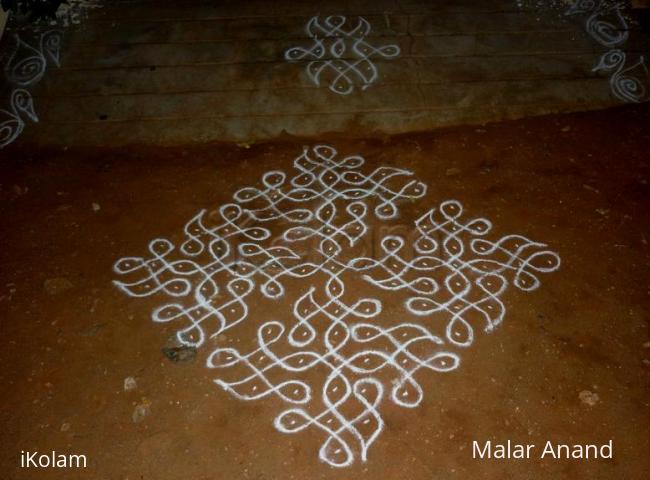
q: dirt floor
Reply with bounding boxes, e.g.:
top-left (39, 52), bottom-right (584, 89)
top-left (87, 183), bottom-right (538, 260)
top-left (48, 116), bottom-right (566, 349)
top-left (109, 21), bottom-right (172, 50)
top-left (1, 104), bottom-right (649, 480)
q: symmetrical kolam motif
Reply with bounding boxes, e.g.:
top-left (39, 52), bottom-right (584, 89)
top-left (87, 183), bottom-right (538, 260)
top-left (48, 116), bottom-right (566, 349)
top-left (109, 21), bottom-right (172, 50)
top-left (285, 16), bottom-right (400, 95)
top-left (113, 145), bottom-right (560, 467)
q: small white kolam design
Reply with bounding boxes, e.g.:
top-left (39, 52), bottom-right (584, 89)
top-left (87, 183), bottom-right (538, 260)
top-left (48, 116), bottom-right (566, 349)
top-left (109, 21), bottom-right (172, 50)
top-left (0, 89), bottom-right (38, 149)
top-left (114, 145), bottom-right (560, 468)
top-left (5, 30), bottom-right (62, 86)
top-left (0, 30), bottom-right (62, 149)
top-left (0, 1), bottom-right (102, 150)
top-left (565, 0), bottom-right (648, 103)
top-left (285, 16), bottom-right (400, 95)
top-left (349, 201), bottom-right (561, 348)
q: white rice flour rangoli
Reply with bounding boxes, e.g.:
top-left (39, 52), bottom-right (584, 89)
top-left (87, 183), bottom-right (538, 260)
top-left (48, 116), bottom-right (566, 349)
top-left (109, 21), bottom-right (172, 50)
top-left (0, 2), bottom-right (101, 149)
top-left (285, 16), bottom-right (400, 95)
top-left (517, 1), bottom-right (648, 102)
top-left (5, 30), bottom-right (62, 86)
top-left (0, 29), bottom-right (62, 148)
top-left (113, 145), bottom-right (560, 468)
top-left (0, 88), bottom-right (38, 148)
top-left (565, 0), bottom-right (648, 103)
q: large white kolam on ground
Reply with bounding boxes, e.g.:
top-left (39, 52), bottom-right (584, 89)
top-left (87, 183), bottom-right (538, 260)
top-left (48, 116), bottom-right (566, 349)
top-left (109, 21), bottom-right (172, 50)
top-left (114, 145), bottom-right (560, 468)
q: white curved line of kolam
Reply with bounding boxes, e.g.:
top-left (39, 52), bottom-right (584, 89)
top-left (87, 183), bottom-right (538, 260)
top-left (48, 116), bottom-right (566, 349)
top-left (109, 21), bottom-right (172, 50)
top-left (0, 89), bottom-right (38, 149)
top-left (593, 3), bottom-right (630, 47)
top-left (233, 145), bottom-right (426, 222)
top-left (113, 145), bottom-right (425, 342)
top-left (310, 16), bottom-right (372, 39)
top-left (564, 1), bottom-right (648, 102)
top-left (282, 199), bottom-right (368, 252)
top-left (205, 247), bottom-right (458, 467)
top-left (153, 277), bottom-right (255, 347)
top-left (284, 16), bottom-right (401, 94)
top-left (5, 30), bottom-right (62, 87)
top-left (0, 30), bottom-right (62, 149)
top-left (113, 145), bottom-right (560, 467)
top-left (348, 200), bottom-right (560, 347)
top-left (593, 50), bottom-right (649, 103)
top-left (207, 274), bottom-right (380, 403)
top-left (208, 272), bottom-right (458, 467)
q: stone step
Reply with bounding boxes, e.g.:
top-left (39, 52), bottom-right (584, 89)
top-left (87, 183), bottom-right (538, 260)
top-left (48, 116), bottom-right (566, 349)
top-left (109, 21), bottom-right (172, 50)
top-left (24, 96), bottom-right (615, 146)
top-left (58, 30), bottom-right (613, 70)
top-left (34, 77), bottom-right (612, 124)
top-left (39, 54), bottom-right (604, 97)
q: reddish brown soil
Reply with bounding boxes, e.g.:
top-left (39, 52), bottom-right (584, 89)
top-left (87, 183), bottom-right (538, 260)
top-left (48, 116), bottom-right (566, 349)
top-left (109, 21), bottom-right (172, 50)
top-left (1, 104), bottom-right (649, 479)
